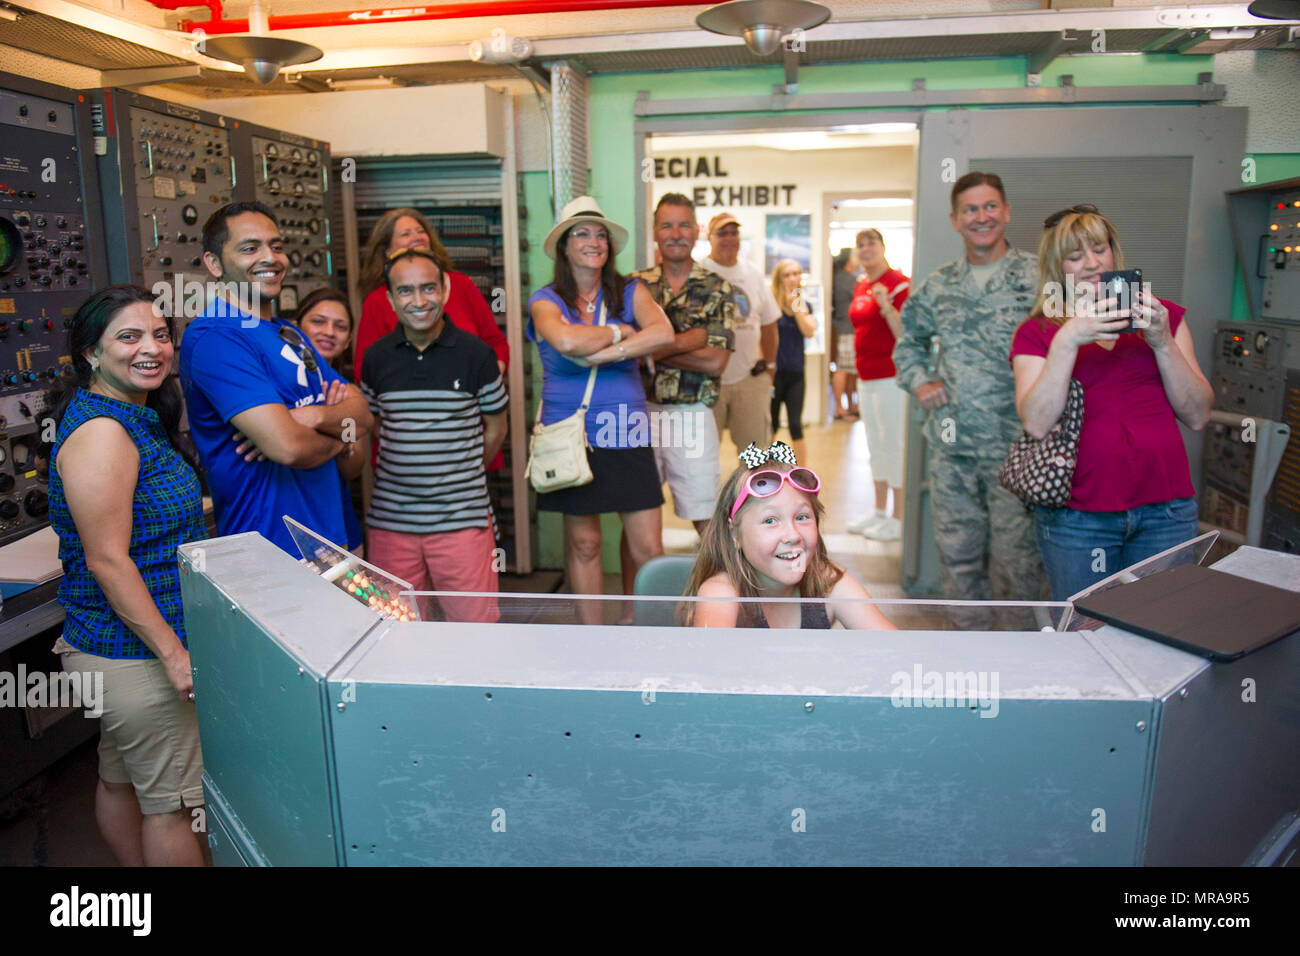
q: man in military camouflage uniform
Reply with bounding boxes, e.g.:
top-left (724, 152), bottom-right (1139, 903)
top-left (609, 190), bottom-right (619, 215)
top-left (630, 193), bottom-right (736, 534)
top-left (893, 171), bottom-right (1046, 627)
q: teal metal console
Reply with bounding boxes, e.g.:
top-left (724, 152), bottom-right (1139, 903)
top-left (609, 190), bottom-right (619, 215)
top-left (178, 534), bottom-right (1300, 866)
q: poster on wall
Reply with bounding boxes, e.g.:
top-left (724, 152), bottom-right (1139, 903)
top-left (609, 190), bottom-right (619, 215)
top-left (765, 214), bottom-right (811, 275)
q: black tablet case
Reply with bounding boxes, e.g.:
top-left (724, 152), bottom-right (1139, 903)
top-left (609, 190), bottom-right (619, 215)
top-left (1073, 564), bottom-right (1300, 661)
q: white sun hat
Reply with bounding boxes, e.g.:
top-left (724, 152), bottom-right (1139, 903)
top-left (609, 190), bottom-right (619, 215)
top-left (543, 195), bottom-right (630, 260)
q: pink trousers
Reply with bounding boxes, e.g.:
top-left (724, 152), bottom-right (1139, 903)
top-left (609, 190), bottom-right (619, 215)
top-left (367, 524), bottom-right (500, 623)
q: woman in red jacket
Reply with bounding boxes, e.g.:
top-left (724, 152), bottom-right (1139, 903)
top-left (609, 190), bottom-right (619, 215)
top-left (846, 228), bottom-right (910, 542)
top-left (354, 208), bottom-right (510, 469)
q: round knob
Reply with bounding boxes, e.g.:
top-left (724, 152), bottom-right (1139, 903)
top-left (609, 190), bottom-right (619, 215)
top-left (0, 500), bottom-right (18, 520)
top-left (23, 490), bottom-right (48, 517)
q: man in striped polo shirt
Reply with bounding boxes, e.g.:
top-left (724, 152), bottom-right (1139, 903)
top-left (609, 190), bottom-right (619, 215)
top-left (359, 248), bottom-right (508, 623)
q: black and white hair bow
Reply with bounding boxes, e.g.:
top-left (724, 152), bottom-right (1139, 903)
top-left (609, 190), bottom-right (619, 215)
top-left (738, 441), bottom-right (799, 470)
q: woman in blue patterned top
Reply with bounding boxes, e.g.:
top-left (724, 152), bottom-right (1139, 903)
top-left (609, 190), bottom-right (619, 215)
top-left (47, 285), bottom-right (208, 866)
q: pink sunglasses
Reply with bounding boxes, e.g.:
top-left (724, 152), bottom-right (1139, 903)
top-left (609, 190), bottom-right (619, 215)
top-left (729, 468), bottom-right (822, 520)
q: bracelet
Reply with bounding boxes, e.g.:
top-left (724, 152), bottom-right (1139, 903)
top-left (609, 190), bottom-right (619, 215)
top-left (617, 344), bottom-right (626, 358)
top-left (610, 324), bottom-right (623, 346)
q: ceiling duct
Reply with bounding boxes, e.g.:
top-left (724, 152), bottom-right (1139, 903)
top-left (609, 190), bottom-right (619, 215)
top-left (551, 61), bottom-right (590, 212)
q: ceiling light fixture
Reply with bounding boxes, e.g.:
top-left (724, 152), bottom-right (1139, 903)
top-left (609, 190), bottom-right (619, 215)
top-left (197, 0), bottom-right (322, 85)
top-left (696, 0), bottom-right (831, 57)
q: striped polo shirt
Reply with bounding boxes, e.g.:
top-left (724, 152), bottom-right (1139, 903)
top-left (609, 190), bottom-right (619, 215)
top-left (359, 321), bottom-right (507, 535)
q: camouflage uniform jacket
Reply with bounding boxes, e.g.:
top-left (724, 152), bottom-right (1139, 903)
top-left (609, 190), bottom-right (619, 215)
top-left (631, 262), bottom-right (736, 408)
top-left (892, 247), bottom-right (1039, 458)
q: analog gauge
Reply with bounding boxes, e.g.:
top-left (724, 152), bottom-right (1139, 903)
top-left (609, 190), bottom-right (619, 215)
top-left (266, 143), bottom-right (279, 157)
top-left (11, 439), bottom-right (29, 468)
top-left (0, 445), bottom-right (7, 465)
top-left (308, 251), bottom-right (323, 268)
top-left (181, 204), bottom-right (199, 225)
top-left (267, 178), bottom-right (281, 195)
top-left (289, 250), bottom-right (303, 267)
top-left (291, 148), bottom-right (302, 162)
top-left (307, 218), bottom-right (321, 234)
top-left (293, 181), bottom-right (305, 196)
top-left (0, 217), bottom-right (21, 275)
top-left (1255, 332), bottom-right (1270, 352)
top-left (307, 151), bottom-right (319, 166)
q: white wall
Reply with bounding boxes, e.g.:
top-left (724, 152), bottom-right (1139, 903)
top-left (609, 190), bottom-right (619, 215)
top-left (190, 84), bottom-right (509, 158)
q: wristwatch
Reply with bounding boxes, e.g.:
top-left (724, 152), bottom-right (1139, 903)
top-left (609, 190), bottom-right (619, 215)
top-left (750, 359), bottom-right (768, 376)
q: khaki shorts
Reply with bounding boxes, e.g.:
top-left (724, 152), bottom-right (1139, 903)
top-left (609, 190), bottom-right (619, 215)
top-left (713, 374), bottom-right (772, 454)
top-left (56, 638), bottom-right (205, 815)
top-left (834, 331), bottom-right (857, 371)
top-left (647, 401), bottom-right (721, 522)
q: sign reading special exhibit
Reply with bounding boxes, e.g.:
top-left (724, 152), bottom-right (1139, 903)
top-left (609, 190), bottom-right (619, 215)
top-left (651, 154), bottom-right (798, 209)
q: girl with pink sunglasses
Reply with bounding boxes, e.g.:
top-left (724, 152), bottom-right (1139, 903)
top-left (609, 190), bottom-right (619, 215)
top-left (683, 442), bottom-right (896, 630)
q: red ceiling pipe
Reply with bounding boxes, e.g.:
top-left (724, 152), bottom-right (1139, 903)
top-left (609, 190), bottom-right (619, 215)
top-left (157, 1), bottom-right (712, 36)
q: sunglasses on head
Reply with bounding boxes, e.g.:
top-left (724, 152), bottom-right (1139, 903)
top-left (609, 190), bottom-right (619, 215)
top-left (278, 324), bottom-right (319, 374)
top-left (1043, 204), bottom-right (1100, 229)
top-left (729, 468), bottom-right (822, 520)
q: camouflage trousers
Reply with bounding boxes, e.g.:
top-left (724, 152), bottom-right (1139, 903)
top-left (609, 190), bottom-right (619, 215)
top-left (928, 448), bottom-right (1047, 630)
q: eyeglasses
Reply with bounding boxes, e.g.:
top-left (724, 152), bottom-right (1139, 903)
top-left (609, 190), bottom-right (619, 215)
top-left (730, 468), bottom-right (822, 520)
top-left (278, 323), bottom-right (327, 395)
top-left (1044, 204), bottom-right (1100, 229)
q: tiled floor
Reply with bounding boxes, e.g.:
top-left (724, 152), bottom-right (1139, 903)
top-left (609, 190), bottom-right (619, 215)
top-left (0, 409), bottom-right (904, 866)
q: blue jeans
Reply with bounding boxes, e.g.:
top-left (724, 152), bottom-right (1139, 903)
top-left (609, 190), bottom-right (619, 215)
top-left (1034, 497), bottom-right (1198, 601)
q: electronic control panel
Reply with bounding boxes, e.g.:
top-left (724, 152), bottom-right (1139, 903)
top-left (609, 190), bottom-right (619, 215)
top-left (1211, 321), bottom-right (1299, 421)
top-left (1263, 186), bottom-right (1300, 322)
top-left (233, 124), bottom-right (333, 314)
top-left (0, 72), bottom-right (106, 413)
top-left (0, 388), bottom-right (52, 547)
top-left (91, 89), bottom-right (234, 340)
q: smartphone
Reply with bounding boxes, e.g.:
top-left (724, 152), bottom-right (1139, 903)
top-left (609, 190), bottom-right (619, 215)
top-left (1098, 269), bottom-right (1143, 332)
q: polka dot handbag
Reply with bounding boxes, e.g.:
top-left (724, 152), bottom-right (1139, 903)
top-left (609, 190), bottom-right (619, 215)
top-left (998, 378), bottom-right (1085, 509)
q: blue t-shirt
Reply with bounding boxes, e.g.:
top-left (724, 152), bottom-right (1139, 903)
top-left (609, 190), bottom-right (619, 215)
top-left (526, 280), bottom-right (650, 448)
top-left (179, 298), bottom-right (349, 554)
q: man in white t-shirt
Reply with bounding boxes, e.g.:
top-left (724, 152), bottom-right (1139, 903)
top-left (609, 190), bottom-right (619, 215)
top-left (700, 212), bottom-right (781, 453)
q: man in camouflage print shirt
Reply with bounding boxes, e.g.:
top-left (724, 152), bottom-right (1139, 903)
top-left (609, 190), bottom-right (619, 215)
top-left (893, 171), bottom-right (1046, 627)
top-left (630, 193), bottom-right (735, 535)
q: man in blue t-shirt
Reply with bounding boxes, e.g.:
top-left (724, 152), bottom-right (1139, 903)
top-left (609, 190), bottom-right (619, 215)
top-left (179, 202), bottom-right (373, 554)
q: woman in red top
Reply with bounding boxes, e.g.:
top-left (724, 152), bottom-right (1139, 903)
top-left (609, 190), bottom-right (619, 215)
top-left (354, 207), bottom-right (510, 469)
top-left (1009, 206), bottom-right (1213, 600)
top-left (846, 228), bottom-right (910, 541)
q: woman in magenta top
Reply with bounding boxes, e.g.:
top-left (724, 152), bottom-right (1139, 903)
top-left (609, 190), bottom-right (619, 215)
top-left (1009, 205), bottom-right (1213, 600)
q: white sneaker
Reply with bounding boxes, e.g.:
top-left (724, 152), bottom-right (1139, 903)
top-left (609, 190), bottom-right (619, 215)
top-left (848, 512), bottom-right (886, 536)
top-left (865, 516), bottom-right (902, 541)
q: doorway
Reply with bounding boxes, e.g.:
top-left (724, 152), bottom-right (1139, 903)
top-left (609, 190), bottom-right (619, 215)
top-left (638, 121), bottom-right (919, 587)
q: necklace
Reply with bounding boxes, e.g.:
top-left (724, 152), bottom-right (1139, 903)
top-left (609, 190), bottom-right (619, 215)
top-left (576, 289), bottom-right (598, 314)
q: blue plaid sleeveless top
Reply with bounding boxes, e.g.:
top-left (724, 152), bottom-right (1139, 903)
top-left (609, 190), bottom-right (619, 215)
top-left (48, 389), bottom-right (205, 659)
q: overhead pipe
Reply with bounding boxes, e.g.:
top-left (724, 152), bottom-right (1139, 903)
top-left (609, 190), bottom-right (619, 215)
top-left (148, 0), bottom-right (224, 27)
top-left (154, 0), bottom-right (712, 37)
